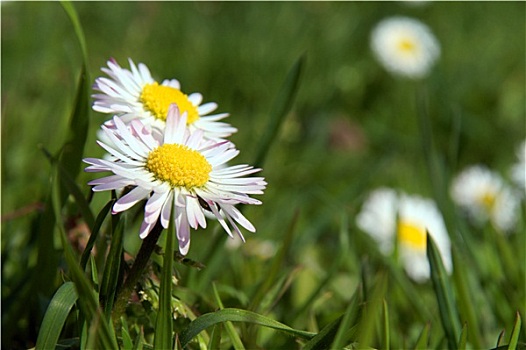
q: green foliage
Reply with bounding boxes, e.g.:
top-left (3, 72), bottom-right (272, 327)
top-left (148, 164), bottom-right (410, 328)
top-left (2, 1), bottom-right (525, 349)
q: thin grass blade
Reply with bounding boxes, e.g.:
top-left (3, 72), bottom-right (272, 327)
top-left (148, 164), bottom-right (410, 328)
top-left (35, 282), bottom-right (79, 350)
top-left (383, 299), bottom-right (390, 350)
top-left (81, 199), bottom-right (115, 270)
top-left (414, 323), bottom-right (430, 349)
top-left (179, 308), bottom-right (315, 347)
top-left (213, 283), bottom-right (245, 350)
top-left (208, 324), bottom-right (223, 350)
top-left (507, 312), bottom-right (522, 350)
top-left (253, 54), bottom-right (305, 168)
top-left (458, 323), bottom-right (468, 350)
top-left (357, 272), bottom-right (388, 349)
top-left (427, 231), bottom-right (461, 349)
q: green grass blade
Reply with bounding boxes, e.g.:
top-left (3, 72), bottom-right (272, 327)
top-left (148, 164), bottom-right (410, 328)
top-left (383, 299), bottom-right (390, 350)
top-left (330, 295), bottom-right (360, 349)
top-left (208, 324), bottom-right (222, 350)
top-left (451, 247), bottom-right (483, 349)
top-left (35, 282), bottom-right (79, 350)
top-left (508, 312), bottom-right (522, 350)
top-left (357, 272), bottom-right (388, 349)
top-left (179, 308), bottom-right (316, 347)
top-left (99, 215), bottom-right (125, 319)
top-left (154, 213), bottom-right (175, 350)
top-left (80, 199), bottom-right (115, 270)
top-left (213, 283), bottom-right (245, 350)
top-left (51, 170), bottom-right (118, 349)
top-left (253, 54), bottom-right (305, 168)
top-left (249, 210), bottom-right (298, 311)
top-left (414, 323), bottom-right (430, 349)
top-left (427, 231), bottom-right (461, 349)
top-left (458, 323), bottom-right (468, 350)
top-left (61, 1), bottom-right (89, 67)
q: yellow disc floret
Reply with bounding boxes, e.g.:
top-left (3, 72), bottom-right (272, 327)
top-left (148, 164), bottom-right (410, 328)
top-left (140, 82), bottom-right (200, 124)
top-left (478, 191), bottom-right (496, 213)
top-left (146, 144), bottom-right (211, 189)
top-left (397, 221), bottom-right (426, 251)
top-left (398, 38), bottom-right (417, 54)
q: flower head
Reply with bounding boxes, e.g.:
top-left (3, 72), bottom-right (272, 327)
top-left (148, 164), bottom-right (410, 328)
top-left (84, 104), bottom-right (266, 255)
top-left (356, 188), bottom-right (452, 282)
top-left (370, 16), bottom-right (440, 79)
top-left (92, 58), bottom-right (237, 141)
top-left (450, 165), bottom-right (519, 233)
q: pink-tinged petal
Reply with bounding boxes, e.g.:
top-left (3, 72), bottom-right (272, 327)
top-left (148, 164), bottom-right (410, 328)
top-left (173, 189), bottom-right (187, 207)
top-left (220, 204), bottom-right (256, 232)
top-left (207, 199), bottom-right (233, 238)
top-left (139, 220), bottom-right (156, 239)
top-left (144, 203), bottom-right (162, 224)
top-left (175, 206), bottom-right (191, 255)
top-left (113, 187), bottom-right (150, 214)
top-left (187, 92), bottom-right (203, 106)
top-left (223, 211), bottom-right (246, 242)
top-left (130, 120), bottom-right (159, 150)
top-left (112, 117), bottom-right (149, 158)
top-left (164, 104), bottom-right (187, 145)
top-left (145, 191), bottom-right (170, 215)
top-left (185, 129), bottom-right (205, 150)
top-left (185, 195), bottom-right (207, 229)
top-left (160, 191), bottom-right (174, 228)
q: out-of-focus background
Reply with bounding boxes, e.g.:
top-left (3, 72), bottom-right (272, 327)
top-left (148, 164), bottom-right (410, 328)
top-left (2, 2), bottom-right (524, 349)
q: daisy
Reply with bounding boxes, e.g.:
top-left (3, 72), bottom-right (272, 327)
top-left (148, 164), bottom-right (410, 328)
top-left (92, 58), bottom-right (237, 141)
top-left (370, 16), bottom-right (440, 79)
top-left (510, 140), bottom-right (526, 194)
top-left (84, 104), bottom-right (266, 255)
top-left (450, 165), bottom-right (520, 233)
top-left (356, 188), bottom-right (452, 282)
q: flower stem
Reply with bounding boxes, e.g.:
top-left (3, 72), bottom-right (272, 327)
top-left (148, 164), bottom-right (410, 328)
top-left (112, 221), bottom-right (164, 324)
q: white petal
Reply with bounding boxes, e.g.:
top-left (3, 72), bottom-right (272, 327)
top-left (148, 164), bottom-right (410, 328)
top-left (113, 187), bottom-right (150, 213)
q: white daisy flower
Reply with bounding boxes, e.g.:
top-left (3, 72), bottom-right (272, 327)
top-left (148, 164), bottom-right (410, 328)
top-left (370, 16), bottom-right (440, 79)
top-left (510, 140), bottom-right (526, 194)
top-left (92, 58), bottom-right (237, 141)
top-left (450, 165), bottom-right (520, 233)
top-left (84, 104), bottom-right (266, 255)
top-left (356, 188), bottom-right (452, 282)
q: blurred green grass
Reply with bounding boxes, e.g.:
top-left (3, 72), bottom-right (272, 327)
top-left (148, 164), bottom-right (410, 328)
top-left (1, 2), bottom-right (525, 349)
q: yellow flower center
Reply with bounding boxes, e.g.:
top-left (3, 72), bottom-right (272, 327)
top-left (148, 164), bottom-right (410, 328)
top-left (397, 38), bottom-right (417, 54)
top-left (478, 191), bottom-right (496, 213)
top-left (397, 221), bottom-right (426, 251)
top-left (140, 82), bottom-right (200, 124)
top-left (146, 144), bottom-right (211, 189)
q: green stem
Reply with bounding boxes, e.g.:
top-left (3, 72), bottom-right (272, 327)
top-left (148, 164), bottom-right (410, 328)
top-left (112, 221), bottom-right (164, 324)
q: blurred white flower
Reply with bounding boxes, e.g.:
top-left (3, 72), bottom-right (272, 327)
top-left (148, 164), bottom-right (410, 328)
top-left (510, 140), bottom-right (526, 194)
top-left (370, 16), bottom-right (440, 79)
top-left (356, 188), bottom-right (452, 282)
top-left (93, 58), bottom-right (237, 141)
top-left (450, 165), bottom-right (520, 233)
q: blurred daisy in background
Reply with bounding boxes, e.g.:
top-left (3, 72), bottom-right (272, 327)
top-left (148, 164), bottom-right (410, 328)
top-left (356, 188), bottom-right (452, 282)
top-left (370, 16), bottom-right (440, 79)
top-left (84, 104), bottom-right (266, 255)
top-left (92, 58), bottom-right (237, 141)
top-left (450, 165), bottom-right (520, 233)
top-left (510, 140), bottom-right (526, 194)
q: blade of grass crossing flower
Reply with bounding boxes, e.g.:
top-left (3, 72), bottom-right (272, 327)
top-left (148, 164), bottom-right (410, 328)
top-left (99, 215), bottom-right (125, 320)
top-left (508, 312), bottom-right (522, 350)
top-left (154, 210), bottom-right (175, 350)
top-left (253, 54), bottom-right (305, 168)
top-left (179, 308), bottom-right (316, 347)
top-left (457, 323), bottom-right (468, 350)
top-left (413, 323), bottom-right (430, 350)
top-left (213, 283), bottom-right (245, 350)
top-left (451, 247), bottom-right (483, 349)
top-left (51, 169), bottom-right (118, 349)
top-left (81, 199), bottom-right (115, 270)
top-left (426, 231), bottom-right (461, 349)
top-left (35, 282), bottom-right (78, 350)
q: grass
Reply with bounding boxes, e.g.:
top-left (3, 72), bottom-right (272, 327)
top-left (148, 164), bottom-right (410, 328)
top-left (1, 2), bottom-right (525, 349)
